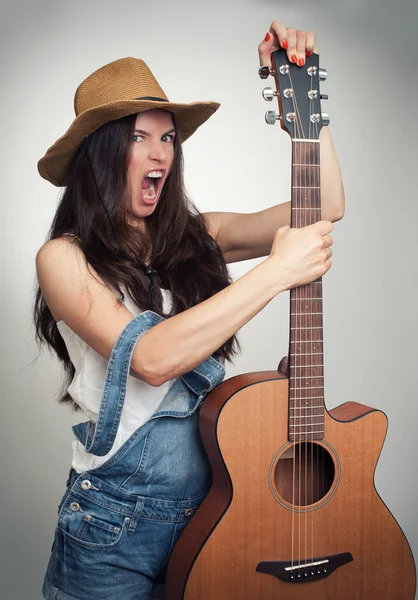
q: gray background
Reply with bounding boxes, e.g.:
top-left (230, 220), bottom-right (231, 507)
top-left (1, 0), bottom-right (417, 598)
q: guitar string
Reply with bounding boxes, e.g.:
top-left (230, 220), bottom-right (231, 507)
top-left (308, 83), bottom-right (320, 569)
top-left (285, 65), bottom-right (299, 573)
top-left (309, 70), bottom-right (315, 570)
top-left (288, 62), bottom-right (321, 574)
top-left (309, 86), bottom-right (324, 562)
top-left (286, 65), bottom-right (297, 573)
top-left (300, 69), bottom-right (321, 572)
top-left (311, 83), bottom-right (318, 569)
top-left (307, 105), bottom-right (311, 569)
top-left (287, 65), bottom-right (305, 572)
top-left (287, 67), bottom-right (300, 572)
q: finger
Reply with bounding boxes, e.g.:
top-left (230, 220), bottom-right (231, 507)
top-left (258, 31), bottom-right (281, 68)
top-left (305, 31), bottom-right (316, 55)
top-left (323, 234), bottom-right (334, 247)
top-left (295, 30), bottom-right (307, 66)
top-left (286, 28), bottom-right (297, 64)
top-left (269, 19), bottom-right (289, 49)
top-left (312, 220), bottom-right (334, 234)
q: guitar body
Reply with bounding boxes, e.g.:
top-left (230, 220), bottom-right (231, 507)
top-left (166, 371), bottom-right (416, 599)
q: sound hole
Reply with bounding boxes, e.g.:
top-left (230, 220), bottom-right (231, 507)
top-left (274, 443), bottom-right (335, 507)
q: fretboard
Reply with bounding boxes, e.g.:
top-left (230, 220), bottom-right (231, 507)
top-left (288, 140), bottom-right (324, 442)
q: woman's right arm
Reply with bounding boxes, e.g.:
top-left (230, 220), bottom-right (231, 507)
top-left (36, 220), bottom-right (333, 387)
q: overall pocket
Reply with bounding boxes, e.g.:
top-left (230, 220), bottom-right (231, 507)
top-left (57, 484), bottom-right (131, 551)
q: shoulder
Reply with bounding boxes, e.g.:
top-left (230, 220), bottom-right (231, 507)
top-left (202, 212), bottom-right (221, 243)
top-left (35, 235), bottom-right (110, 323)
top-left (36, 234), bottom-right (102, 279)
top-left (35, 236), bottom-right (146, 375)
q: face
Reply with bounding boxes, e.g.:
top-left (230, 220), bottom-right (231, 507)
top-left (127, 109), bottom-right (176, 231)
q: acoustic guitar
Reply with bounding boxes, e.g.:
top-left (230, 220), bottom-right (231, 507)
top-left (165, 48), bottom-right (416, 599)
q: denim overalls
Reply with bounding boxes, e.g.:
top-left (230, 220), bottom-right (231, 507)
top-left (42, 310), bottom-right (226, 600)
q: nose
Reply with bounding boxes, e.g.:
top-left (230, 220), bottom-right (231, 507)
top-left (148, 140), bottom-right (168, 163)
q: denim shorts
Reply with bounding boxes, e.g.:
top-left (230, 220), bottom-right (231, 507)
top-left (42, 410), bottom-right (213, 600)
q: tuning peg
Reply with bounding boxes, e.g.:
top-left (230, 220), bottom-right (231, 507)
top-left (262, 87), bottom-right (277, 101)
top-left (322, 113), bottom-right (330, 126)
top-left (258, 66), bottom-right (274, 79)
top-left (265, 111), bottom-right (280, 125)
top-left (319, 68), bottom-right (328, 81)
top-left (320, 94), bottom-right (329, 100)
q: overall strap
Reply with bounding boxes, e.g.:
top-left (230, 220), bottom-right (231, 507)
top-left (72, 310), bottom-right (225, 456)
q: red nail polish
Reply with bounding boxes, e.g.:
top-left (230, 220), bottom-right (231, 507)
top-left (282, 39), bottom-right (288, 49)
top-left (291, 54), bottom-right (297, 63)
top-left (264, 32), bottom-right (271, 42)
top-left (298, 57), bottom-right (305, 66)
top-left (306, 51), bottom-right (313, 57)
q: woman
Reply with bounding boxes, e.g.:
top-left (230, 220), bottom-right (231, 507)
top-left (34, 19), bottom-right (344, 600)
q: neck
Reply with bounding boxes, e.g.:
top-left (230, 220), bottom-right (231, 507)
top-left (288, 140), bottom-right (324, 442)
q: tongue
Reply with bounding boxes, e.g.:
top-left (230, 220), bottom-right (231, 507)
top-left (142, 176), bottom-right (151, 189)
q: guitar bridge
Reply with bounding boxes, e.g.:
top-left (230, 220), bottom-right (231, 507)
top-left (256, 552), bottom-right (353, 583)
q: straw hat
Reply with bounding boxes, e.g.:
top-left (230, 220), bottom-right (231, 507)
top-left (37, 56), bottom-right (220, 187)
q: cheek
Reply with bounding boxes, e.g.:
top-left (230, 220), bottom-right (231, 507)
top-left (129, 146), bottom-right (147, 169)
top-left (168, 148), bottom-right (175, 169)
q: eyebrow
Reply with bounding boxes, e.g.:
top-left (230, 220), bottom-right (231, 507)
top-left (134, 128), bottom-right (176, 135)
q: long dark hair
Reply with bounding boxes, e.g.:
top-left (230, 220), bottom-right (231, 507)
top-left (33, 110), bottom-right (241, 412)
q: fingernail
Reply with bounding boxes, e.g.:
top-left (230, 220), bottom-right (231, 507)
top-left (264, 32), bottom-right (271, 42)
top-left (298, 57), bottom-right (305, 66)
top-left (291, 54), bottom-right (297, 63)
top-left (306, 51), bottom-right (313, 57)
top-left (282, 39), bottom-right (288, 49)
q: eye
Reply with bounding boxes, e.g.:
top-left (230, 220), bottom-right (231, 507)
top-left (132, 134), bottom-right (144, 143)
top-left (162, 134), bottom-right (175, 143)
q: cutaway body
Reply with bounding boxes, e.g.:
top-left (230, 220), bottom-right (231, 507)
top-left (166, 371), bottom-right (416, 599)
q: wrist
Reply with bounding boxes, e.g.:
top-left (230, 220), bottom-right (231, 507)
top-left (257, 257), bottom-right (291, 297)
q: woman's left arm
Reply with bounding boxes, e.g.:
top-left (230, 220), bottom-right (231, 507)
top-left (204, 20), bottom-right (345, 264)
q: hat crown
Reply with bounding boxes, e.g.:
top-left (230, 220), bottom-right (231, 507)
top-left (74, 57), bottom-right (169, 116)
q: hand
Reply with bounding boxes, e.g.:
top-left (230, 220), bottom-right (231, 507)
top-left (258, 19), bottom-right (318, 69)
top-left (267, 220), bottom-right (333, 292)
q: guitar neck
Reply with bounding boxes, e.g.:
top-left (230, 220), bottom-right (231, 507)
top-left (288, 140), bottom-right (325, 442)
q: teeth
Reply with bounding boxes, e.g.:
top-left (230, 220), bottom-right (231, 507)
top-left (147, 171), bottom-right (163, 178)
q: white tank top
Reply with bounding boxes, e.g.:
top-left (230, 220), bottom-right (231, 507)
top-left (57, 286), bottom-right (176, 473)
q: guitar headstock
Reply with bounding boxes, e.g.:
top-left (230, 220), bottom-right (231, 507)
top-left (259, 48), bottom-right (329, 141)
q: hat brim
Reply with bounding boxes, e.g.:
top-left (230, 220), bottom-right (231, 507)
top-left (37, 99), bottom-right (220, 187)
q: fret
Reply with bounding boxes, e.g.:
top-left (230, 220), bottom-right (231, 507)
top-left (290, 422), bottom-right (325, 427)
top-left (291, 340), bottom-right (323, 344)
top-left (290, 406), bottom-right (324, 410)
top-left (290, 377), bottom-right (323, 381)
top-left (291, 429), bottom-right (324, 435)
top-left (290, 386), bottom-right (324, 390)
top-left (290, 417), bottom-right (324, 420)
top-left (292, 186), bottom-right (320, 189)
top-left (290, 327), bottom-right (322, 330)
top-left (291, 353), bottom-right (323, 356)
top-left (291, 207), bottom-right (321, 210)
top-left (290, 365), bottom-right (324, 369)
top-left (293, 164), bottom-right (320, 167)
top-left (290, 405), bottom-right (323, 409)
top-left (292, 312), bottom-right (323, 315)
top-left (292, 284), bottom-right (322, 289)
top-left (291, 298), bottom-right (322, 301)
top-left (292, 139), bottom-right (320, 143)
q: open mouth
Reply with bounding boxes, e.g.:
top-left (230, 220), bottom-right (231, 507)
top-left (141, 170), bottom-right (165, 203)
